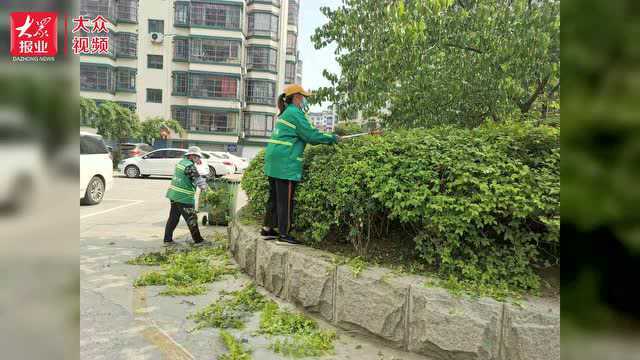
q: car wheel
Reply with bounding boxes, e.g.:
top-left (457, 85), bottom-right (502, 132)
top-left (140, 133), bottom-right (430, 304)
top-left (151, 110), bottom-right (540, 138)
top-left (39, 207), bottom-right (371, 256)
top-left (82, 176), bottom-right (105, 205)
top-left (208, 166), bottom-right (216, 178)
top-left (125, 165), bottom-right (141, 178)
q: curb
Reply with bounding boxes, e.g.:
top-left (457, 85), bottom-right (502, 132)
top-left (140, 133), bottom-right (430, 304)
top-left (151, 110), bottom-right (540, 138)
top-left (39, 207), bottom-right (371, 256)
top-left (228, 220), bottom-right (559, 360)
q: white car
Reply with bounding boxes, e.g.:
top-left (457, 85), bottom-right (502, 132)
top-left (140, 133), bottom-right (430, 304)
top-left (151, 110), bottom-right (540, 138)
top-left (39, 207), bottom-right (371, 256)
top-left (80, 132), bottom-right (113, 205)
top-left (203, 151), bottom-right (235, 176)
top-left (119, 148), bottom-right (231, 178)
top-left (0, 111), bottom-right (44, 212)
top-left (210, 152), bottom-right (248, 173)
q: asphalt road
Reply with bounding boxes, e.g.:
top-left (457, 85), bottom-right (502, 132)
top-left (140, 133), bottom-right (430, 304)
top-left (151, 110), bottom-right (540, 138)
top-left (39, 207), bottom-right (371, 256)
top-left (80, 176), bottom-right (427, 360)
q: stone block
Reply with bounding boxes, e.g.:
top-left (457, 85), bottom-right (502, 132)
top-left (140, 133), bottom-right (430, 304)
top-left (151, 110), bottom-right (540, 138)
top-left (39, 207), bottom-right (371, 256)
top-left (408, 286), bottom-right (502, 360)
top-left (335, 266), bottom-right (408, 346)
top-left (500, 297), bottom-right (560, 360)
top-left (255, 240), bottom-right (289, 298)
top-left (234, 224), bottom-right (257, 277)
top-left (286, 247), bottom-right (335, 321)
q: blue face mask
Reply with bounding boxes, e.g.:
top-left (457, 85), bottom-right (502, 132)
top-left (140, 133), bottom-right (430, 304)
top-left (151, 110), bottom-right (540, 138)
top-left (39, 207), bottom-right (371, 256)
top-left (301, 97), bottom-right (310, 113)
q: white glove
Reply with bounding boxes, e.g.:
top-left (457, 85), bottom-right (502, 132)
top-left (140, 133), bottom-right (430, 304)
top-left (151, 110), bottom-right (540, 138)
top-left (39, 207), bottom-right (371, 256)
top-left (195, 177), bottom-right (208, 191)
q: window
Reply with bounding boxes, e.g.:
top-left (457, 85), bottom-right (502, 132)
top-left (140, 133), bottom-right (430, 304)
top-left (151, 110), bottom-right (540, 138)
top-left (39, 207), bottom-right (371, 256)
top-left (116, 68), bottom-right (136, 91)
top-left (288, 0), bottom-right (298, 26)
top-left (172, 107), bottom-right (238, 133)
top-left (81, 0), bottom-right (113, 20)
top-left (116, 32), bottom-right (137, 57)
top-left (190, 38), bottom-right (240, 64)
top-left (189, 73), bottom-right (238, 99)
top-left (190, 3), bottom-right (241, 29)
top-left (172, 107), bottom-right (190, 128)
top-left (146, 89), bottom-right (162, 103)
top-left (147, 55), bottom-right (163, 69)
top-left (147, 150), bottom-right (168, 158)
top-left (80, 64), bottom-right (114, 92)
top-left (173, 38), bottom-right (189, 61)
top-left (246, 80), bottom-right (275, 105)
top-left (117, 101), bottom-right (137, 112)
top-left (174, 2), bottom-right (189, 25)
top-left (172, 72), bottom-right (188, 95)
top-left (285, 62), bottom-right (296, 84)
top-left (244, 112), bottom-right (275, 137)
top-left (247, 47), bottom-right (277, 72)
top-left (80, 134), bottom-right (109, 154)
top-left (148, 19), bottom-right (164, 33)
top-left (286, 31), bottom-right (296, 55)
top-left (117, 0), bottom-right (137, 22)
top-left (80, 0), bottom-right (116, 20)
top-left (247, 0), bottom-right (280, 5)
top-left (167, 150), bottom-right (186, 158)
top-left (247, 12), bottom-right (278, 39)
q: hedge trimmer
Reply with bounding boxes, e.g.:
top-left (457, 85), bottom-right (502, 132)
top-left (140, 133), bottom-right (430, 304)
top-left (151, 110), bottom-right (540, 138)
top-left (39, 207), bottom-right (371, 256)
top-left (340, 129), bottom-right (384, 140)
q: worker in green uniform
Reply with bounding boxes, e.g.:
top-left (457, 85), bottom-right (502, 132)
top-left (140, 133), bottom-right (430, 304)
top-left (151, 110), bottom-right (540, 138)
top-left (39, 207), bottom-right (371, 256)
top-left (164, 146), bottom-right (209, 245)
top-left (261, 84), bottom-right (339, 245)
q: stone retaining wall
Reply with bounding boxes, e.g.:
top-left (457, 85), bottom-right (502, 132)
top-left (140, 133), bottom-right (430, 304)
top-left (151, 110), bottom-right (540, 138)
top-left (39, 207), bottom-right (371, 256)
top-left (228, 221), bottom-right (559, 360)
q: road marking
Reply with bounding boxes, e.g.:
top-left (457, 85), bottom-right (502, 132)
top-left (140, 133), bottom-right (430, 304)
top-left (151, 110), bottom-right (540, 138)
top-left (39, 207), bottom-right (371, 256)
top-left (134, 285), bottom-right (195, 359)
top-left (80, 200), bottom-right (144, 219)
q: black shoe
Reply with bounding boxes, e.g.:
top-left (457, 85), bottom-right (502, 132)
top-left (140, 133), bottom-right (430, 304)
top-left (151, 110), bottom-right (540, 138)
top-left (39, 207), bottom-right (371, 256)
top-left (190, 239), bottom-right (211, 247)
top-left (277, 235), bottom-right (302, 245)
top-left (260, 228), bottom-right (279, 240)
top-left (163, 240), bottom-right (176, 246)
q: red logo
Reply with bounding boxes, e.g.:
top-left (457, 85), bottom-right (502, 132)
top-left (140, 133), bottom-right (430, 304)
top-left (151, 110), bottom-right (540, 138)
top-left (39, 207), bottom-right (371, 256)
top-left (10, 12), bottom-right (58, 57)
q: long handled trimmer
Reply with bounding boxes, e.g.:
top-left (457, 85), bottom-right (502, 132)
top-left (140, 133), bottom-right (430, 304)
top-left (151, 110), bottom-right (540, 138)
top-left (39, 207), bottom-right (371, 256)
top-left (340, 129), bottom-right (383, 140)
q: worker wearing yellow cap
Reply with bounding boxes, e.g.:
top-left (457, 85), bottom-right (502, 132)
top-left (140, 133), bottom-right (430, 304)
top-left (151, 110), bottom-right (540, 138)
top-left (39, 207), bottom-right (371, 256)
top-left (261, 84), bottom-right (339, 245)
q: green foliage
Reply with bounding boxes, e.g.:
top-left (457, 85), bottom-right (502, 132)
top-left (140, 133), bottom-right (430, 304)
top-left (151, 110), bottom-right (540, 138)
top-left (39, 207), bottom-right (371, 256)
top-left (138, 116), bottom-right (185, 145)
top-left (243, 123), bottom-right (559, 296)
top-left (95, 101), bottom-right (141, 141)
top-left (80, 97), bottom-right (98, 127)
top-left (334, 122), bottom-right (363, 136)
top-left (201, 182), bottom-right (233, 225)
top-left (126, 250), bottom-right (175, 266)
top-left (218, 330), bottom-right (252, 360)
top-left (259, 302), bottom-right (336, 358)
top-left (240, 151), bottom-right (270, 218)
top-left (188, 283), bottom-right (269, 331)
top-left (561, 0), bottom-right (640, 332)
top-left (131, 244), bottom-right (236, 296)
top-left (312, 0), bottom-right (560, 128)
top-left (347, 257), bottom-right (367, 277)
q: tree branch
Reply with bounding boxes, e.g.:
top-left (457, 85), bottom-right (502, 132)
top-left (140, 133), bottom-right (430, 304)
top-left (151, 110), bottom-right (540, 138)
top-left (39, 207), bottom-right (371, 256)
top-left (519, 75), bottom-right (550, 113)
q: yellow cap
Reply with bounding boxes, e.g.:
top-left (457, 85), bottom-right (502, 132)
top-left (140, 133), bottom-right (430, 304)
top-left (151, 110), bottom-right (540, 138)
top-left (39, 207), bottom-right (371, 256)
top-left (282, 84), bottom-right (312, 97)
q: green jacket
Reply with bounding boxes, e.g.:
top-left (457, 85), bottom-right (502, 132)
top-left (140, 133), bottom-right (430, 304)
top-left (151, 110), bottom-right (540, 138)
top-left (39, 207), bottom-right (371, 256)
top-left (264, 104), bottom-right (337, 181)
top-left (166, 158), bottom-right (197, 205)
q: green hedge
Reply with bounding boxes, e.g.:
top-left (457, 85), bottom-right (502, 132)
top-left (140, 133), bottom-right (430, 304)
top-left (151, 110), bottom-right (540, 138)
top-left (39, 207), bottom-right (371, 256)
top-left (242, 123), bottom-right (559, 294)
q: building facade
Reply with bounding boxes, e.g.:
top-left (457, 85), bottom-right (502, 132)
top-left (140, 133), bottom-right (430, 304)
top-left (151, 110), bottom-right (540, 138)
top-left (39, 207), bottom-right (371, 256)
top-left (79, 0), bottom-right (302, 159)
top-left (307, 108), bottom-right (336, 132)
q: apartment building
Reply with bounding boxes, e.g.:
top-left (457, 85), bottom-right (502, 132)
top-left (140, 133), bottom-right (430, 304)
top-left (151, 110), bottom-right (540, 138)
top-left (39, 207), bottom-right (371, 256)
top-left (79, 0), bottom-right (302, 159)
top-left (308, 108), bottom-right (336, 132)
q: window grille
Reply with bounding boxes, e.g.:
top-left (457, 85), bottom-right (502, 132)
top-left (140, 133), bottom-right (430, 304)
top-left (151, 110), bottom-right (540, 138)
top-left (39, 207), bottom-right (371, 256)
top-left (247, 12), bottom-right (279, 39)
top-left (116, 68), bottom-right (136, 91)
top-left (190, 38), bottom-right (240, 63)
top-left (147, 55), bottom-right (163, 69)
top-left (247, 47), bottom-right (277, 72)
top-left (116, 32), bottom-right (137, 57)
top-left (80, 64), bottom-right (114, 92)
top-left (246, 80), bottom-right (275, 105)
top-left (146, 88), bottom-right (162, 103)
top-left (244, 112), bottom-right (274, 137)
top-left (288, 0), bottom-right (298, 26)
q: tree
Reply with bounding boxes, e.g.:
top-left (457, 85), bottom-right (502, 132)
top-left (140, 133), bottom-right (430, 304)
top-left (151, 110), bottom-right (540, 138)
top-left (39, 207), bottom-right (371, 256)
top-left (137, 116), bottom-right (186, 145)
top-left (311, 0), bottom-right (560, 128)
top-left (334, 121), bottom-right (363, 136)
top-left (80, 97), bottom-right (98, 127)
top-left (94, 101), bottom-right (140, 143)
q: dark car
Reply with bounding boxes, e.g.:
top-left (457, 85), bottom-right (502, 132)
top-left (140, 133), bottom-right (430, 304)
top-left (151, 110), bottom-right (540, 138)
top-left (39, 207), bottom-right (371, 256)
top-left (118, 143), bottom-right (154, 159)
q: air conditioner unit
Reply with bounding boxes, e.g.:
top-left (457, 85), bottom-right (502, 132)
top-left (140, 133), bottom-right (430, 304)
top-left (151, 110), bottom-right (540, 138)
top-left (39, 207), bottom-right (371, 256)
top-left (150, 32), bottom-right (164, 44)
